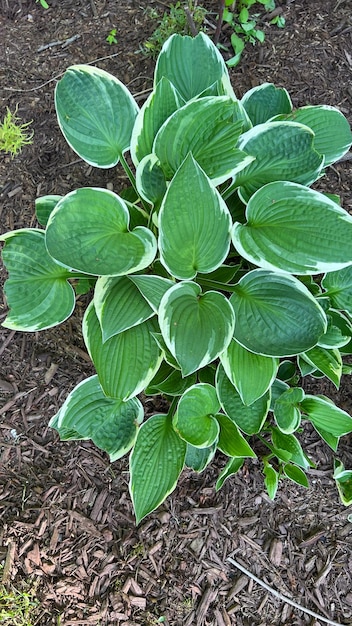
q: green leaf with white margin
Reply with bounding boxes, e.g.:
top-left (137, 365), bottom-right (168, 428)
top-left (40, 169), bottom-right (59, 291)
top-left (135, 154), bottom-right (167, 207)
top-left (302, 346), bottom-right (342, 388)
top-left (0, 229), bottom-right (75, 331)
top-left (216, 413), bottom-right (256, 457)
top-left (185, 442), bottom-right (216, 473)
top-left (232, 182), bottom-right (352, 274)
top-left (146, 366), bottom-right (196, 397)
top-left (271, 105), bottom-right (352, 167)
top-left (318, 309), bottom-right (352, 350)
top-left (301, 395), bottom-right (352, 437)
top-left (55, 64), bottom-right (139, 167)
top-left (159, 281), bottom-right (235, 376)
top-left (154, 31), bottom-right (236, 102)
top-left (83, 302), bottom-right (162, 400)
top-left (173, 384), bottom-right (220, 448)
top-left (271, 428), bottom-right (311, 470)
top-left (94, 276), bottom-right (154, 342)
top-left (283, 464), bottom-right (309, 488)
top-left (129, 274), bottom-right (174, 312)
top-left (230, 122), bottom-right (324, 202)
top-left (220, 338), bottom-right (278, 405)
top-left (263, 461), bottom-right (279, 500)
top-left (130, 413), bottom-right (187, 523)
top-left (46, 187), bottom-right (157, 276)
top-left (216, 457), bottom-right (244, 491)
top-left (216, 364), bottom-right (270, 435)
top-left (35, 195), bottom-right (62, 226)
top-left (130, 76), bottom-right (182, 166)
top-left (230, 269), bottom-right (327, 357)
top-left (322, 266), bottom-right (352, 316)
top-left (334, 459), bottom-right (352, 506)
top-left (49, 375), bottom-right (143, 461)
top-left (240, 82), bottom-right (292, 125)
top-left (274, 387), bottom-right (303, 434)
top-left (154, 97), bottom-right (253, 185)
top-left (159, 154), bottom-right (232, 280)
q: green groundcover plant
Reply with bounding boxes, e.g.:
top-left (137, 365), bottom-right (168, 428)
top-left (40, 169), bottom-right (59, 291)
top-left (2, 33), bottom-right (352, 523)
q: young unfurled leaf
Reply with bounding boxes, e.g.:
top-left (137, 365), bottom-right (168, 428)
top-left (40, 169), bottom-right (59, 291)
top-left (173, 384), bottom-right (220, 448)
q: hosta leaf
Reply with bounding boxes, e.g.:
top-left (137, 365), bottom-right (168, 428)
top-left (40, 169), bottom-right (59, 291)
top-left (0, 229), bottom-right (75, 331)
top-left (173, 384), bottom-right (220, 448)
top-left (135, 154), bottom-right (167, 207)
top-left (130, 76), bottom-right (182, 166)
top-left (272, 105), bottom-right (352, 167)
top-left (263, 462), bottom-right (279, 500)
top-left (94, 276), bottom-right (154, 341)
top-left (49, 375), bottom-right (143, 461)
top-left (159, 154), bottom-right (232, 280)
top-left (145, 361), bottom-right (196, 396)
top-left (154, 97), bottom-right (253, 185)
top-left (302, 346), bottom-right (342, 388)
top-left (231, 121), bottom-right (323, 201)
top-left (185, 442), bottom-right (216, 473)
top-left (230, 270), bottom-right (327, 357)
top-left (334, 460), bottom-right (352, 506)
top-left (221, 338), bottom-right (278, 405)
top-left (55, 64), bottom-right (138, 167)
top-left (283, 464), bottom-right (309, 488)
top-left (271, 429), bottom-right (310, 470)
top-left (301, 395), bottom-right (352, 437)
top-left (129, 274), bottom-right (174, 312)
top-left (216, 457), bottom-right (244, 490)
top-left (159, 281), bottom-right (235, 376)
top-left (46, 187), bottom-right (157, 276)
top-left (130, 413), bottom-right (186, 524)
top-left (274, 387), bottom-right (303, 434)
top-left (322, 266), bottom-right (352, 316)
top-left (216, 413), bottom-right (256, 457)
top-left (241, 82), bottom-right (292, 125)
top-left (216, 364), bottom-right (270, 435)
top-left (318, 309), bottom-right (352, 349)
top-left (35, 195), bottom-right (62, 226)
top-left (232, 182), bottom-right (352, 274)
top-left (83, 302), bottom-right (162, 400)
top-left (154, 31), bottom-right (235, 102)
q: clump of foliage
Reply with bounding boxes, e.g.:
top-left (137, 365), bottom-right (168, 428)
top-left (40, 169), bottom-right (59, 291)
top-left (0, 582), bottom-right (39, 626)
top-left (221, 0), bottom-right (285, 66)
top-left (1, 33), bottom-right (352, 523)
top-left (106, 28), bottom-right (118, 45)
top-left (0, 108), bottom-right (33, 158)
top-left (143, 1), bottom-right (207, 57)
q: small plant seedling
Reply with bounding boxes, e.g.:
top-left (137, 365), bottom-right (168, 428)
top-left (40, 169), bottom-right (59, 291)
top-left (143, 1), bottom-right (207, 57)
top-left (106, 29), bottom-right (118, 45)
top-left (36, 0), bottom-right (49, 8)
top-left (0, 108), bottom-right (33, 158)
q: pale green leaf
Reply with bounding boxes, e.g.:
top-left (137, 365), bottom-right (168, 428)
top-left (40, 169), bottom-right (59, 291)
top-left (301, 395), bottom-right (352, 437)
top-left (159, 154), bottom-right (232, 280)
top-left (46, 187), bottom-right (157, 276)
top-left (221, 338), bottom-right (278, 405)
top-left (302, 346), bottom-right (342, 388)
top-left (216, 457), bottom-right (244, 490)
top-left (322, 266), bottom-right (352, 315)
top-left (135, 154), bottom-right (167, 207)
top-left (230, 269), bottom-right (327, 357)
top-left (0, 229), bottom-right (75, 331)
top-left (263, 462), bottom-right (279, 500)
top-left (130, 413), bottom-right (186, 523)
top-left (274, 387), bottom-right (303, 434)
top-left (334, 460), bottom-right (352, 506)
top-left (283, 464), bottom-right (309, 488)
top-left (241, 82), bottom-right (292, 125)
top-left (55, 64), bottom-right (138, 167)
top-left (129, 274), bottom-right (174, 312)
top-left (173, 384), bottom-right (220, 448)
top-left (159, 281), bottom-right (235, 376)
top-left (271, 429), bottom-right (310, 470)
top-left (232, 182), bottom-right (352, 274)
top-left (50, 375), bottom-right (143, 461)
top-left (216, 413), bottom-right (256, 457)
top-left (83, 302), bottom-right (162, 400)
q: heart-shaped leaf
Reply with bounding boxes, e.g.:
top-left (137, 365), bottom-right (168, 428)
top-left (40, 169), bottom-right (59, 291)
top-left (0, 229), bottom-right (75, 331)
top-left (232, 182), bottom-right (352, 274)
top-left (55, 64), bottom-right (139, 167)
top-left (130, 413), bottom-right (186, 523)
top-left (274, 387), bottom-right (303, 434)
top-left (159, 154), bottom-right (232, 280)
top-left (83, 302), bottom-right (162, 400)
top-left (135, 154), bottom-right (167, 207)
top-left (50, 375), bottom-right (143, 461)
top-left (46, 187), bottom-right (157, 276)
top-left (173, 384), bottom-right (220, 448)
top-left (241, 82), bottom-right (292, 125)
top-left (230, 270), bottom-right (327, 357)
top-left (159, 281), bottom-right (235, 376)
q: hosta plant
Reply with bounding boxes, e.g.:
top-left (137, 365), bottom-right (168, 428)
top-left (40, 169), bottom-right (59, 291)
top-left (2, 33), bottom-right (352, 522)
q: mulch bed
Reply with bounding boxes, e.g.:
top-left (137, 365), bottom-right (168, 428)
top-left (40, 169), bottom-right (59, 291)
top-left (1, 1), bottom-right (352, 624)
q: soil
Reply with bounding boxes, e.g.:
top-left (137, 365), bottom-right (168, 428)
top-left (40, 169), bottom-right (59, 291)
top-left (1, 1), bottom-right (352, 625)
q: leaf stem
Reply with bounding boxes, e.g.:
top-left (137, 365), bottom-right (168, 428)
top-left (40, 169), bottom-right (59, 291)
top-left (197, 277), bottom-right (239, 292)
top-left (120, 152), bottom-right (151, 214)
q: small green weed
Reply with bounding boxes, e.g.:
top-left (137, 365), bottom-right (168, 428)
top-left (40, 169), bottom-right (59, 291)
top-left (36, 0), bottom-right (49, 8)
top-left (0, 108), bottom-right (33, 158)
top-left (106, 29), bottom-right (118, 45)
top-left (143, 1), bottom-right (207, 58)
top-left (0, 583), bottom-right (40, 626)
